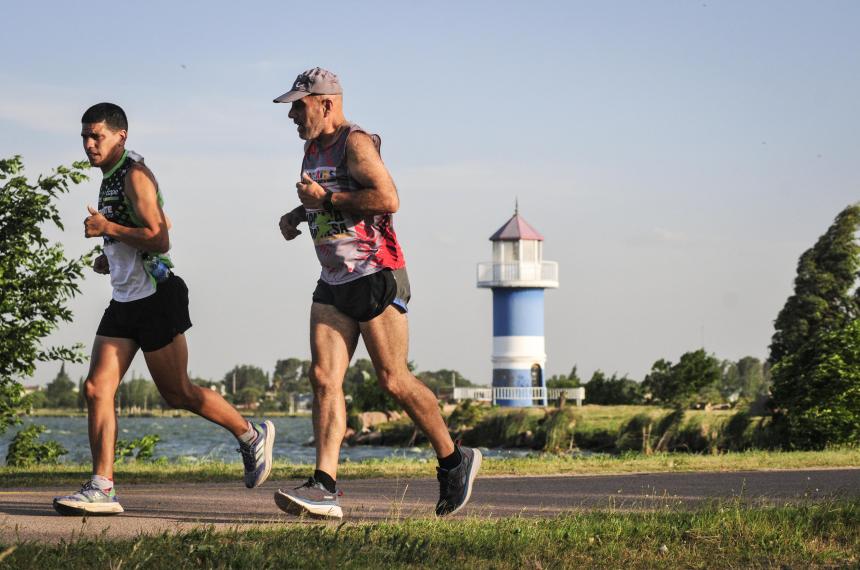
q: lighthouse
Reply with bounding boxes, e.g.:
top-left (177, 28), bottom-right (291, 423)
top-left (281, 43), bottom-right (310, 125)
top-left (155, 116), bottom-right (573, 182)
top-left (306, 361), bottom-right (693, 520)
top-left (476, 206), bottom-right (559, 406)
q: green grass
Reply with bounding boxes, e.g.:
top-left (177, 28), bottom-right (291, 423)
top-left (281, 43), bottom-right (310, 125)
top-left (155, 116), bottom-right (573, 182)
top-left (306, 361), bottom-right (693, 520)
top-left (1, 500), bottom-right (857, 568)
top-left (1, 448), bottom-right (857, 487)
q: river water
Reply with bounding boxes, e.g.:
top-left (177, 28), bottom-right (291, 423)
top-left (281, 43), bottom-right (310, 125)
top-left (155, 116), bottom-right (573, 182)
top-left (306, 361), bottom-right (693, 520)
top-left (0, 416), bottom-right (528, 466)
top-left (0, 416), bottom-right (433, 466)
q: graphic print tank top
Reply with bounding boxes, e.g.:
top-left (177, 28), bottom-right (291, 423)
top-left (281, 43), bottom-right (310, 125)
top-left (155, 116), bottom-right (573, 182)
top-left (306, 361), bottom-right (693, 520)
top-left (302, 123), bottom-right (405, 285)
top-left (97, 150), bottom-right (173, 302)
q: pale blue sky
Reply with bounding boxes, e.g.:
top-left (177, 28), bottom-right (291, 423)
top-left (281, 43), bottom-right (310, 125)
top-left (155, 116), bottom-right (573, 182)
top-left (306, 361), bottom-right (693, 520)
top-left (2, 1), bottom-right (858, 386)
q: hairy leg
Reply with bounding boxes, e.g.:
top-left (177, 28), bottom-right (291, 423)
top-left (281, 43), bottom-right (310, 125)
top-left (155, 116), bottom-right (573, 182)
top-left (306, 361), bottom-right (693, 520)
top-left (144, 334), bottom-right (249, 437)
top-left (86, 336), bottom-right (138, 479)
top-left (309, 303), bottom-right (359, 479)
top-left (361, 306), bottom-right (455, 458)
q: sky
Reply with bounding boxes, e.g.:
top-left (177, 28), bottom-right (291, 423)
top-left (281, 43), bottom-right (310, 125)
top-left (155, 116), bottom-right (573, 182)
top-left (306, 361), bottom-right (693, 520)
top-left (2, 1), bottom-right (859, 387)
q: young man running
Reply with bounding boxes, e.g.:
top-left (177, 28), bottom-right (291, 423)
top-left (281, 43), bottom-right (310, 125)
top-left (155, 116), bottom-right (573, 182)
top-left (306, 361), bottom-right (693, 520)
top-left (53, 103), bottom-right (275, 516)
top-left (272, 68), bottom-right (480, 519)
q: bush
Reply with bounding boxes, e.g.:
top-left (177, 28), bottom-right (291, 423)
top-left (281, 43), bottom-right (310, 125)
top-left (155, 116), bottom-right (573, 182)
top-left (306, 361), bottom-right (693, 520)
top-left (5, 424), bottom-right (68, 466)
top-left (573, 427), bottom-right (616, 451)
top-left (462, 410), bottom-right (540, 448)
top-left (115, 434), bottom-right (161, 462)
top-left (615, 413), bottom-right (655, 453)
top-left (446, 400), bottom-right (487, 431)
top-left (721, 410), bottom-right (752, 451)
top-left (541, 407), bottom-right (578, 452)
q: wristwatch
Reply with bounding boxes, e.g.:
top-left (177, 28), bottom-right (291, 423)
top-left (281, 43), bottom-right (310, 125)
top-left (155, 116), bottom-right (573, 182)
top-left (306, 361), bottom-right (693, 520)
top-left (322, 190), bottom-right (334, 211)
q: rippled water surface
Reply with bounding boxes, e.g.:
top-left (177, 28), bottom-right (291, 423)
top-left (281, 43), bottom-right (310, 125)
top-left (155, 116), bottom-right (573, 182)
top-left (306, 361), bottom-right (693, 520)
top-left (0, 416), bottom-right (530, 466)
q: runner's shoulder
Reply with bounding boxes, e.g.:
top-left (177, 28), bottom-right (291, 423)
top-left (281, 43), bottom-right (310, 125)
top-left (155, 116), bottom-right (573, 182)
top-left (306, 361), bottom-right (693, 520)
top-left (345, 130), bottom-right (381, 159)
top-left (124, 161), bottom-right (158, 191)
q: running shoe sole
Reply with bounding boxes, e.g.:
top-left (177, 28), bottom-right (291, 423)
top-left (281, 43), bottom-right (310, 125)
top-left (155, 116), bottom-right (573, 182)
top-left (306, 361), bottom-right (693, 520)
top-left (251, 420), bottom-right (276, 488)
top-left (443, 448), bottom-right (482, 517)
top-left (274, 489), bottom-right (343, 519)
top-left (53, 499), bottom-right (124, 516)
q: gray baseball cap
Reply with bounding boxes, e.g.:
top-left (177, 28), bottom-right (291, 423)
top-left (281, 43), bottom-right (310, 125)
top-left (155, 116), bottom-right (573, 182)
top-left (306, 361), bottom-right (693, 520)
top-left (273, 67), bottom-right (342, 103)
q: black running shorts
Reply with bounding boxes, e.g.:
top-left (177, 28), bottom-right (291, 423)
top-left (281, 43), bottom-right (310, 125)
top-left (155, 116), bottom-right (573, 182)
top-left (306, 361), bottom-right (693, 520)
top-left (312, 268), bottom-right (411, 322)
top-left (96, 274), bottom-right (192, 352)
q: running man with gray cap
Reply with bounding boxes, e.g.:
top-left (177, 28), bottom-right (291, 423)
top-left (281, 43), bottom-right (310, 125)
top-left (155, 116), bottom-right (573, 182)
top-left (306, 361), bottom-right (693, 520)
top-left (272, 67), bottom-right (481, 519)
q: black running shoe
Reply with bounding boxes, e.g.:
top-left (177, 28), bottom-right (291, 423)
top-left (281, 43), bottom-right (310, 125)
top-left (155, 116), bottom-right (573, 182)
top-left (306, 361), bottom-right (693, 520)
top-left (435, 446), bottom-right (482, 516)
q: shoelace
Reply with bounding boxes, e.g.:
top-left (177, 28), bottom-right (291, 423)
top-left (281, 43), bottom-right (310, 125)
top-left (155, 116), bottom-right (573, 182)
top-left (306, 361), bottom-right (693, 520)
top-left (436, 469), bottom-right (455, 500)
top-left (296, 477), bottom-right (316, 490)
top-left (237, 441), bottom-right (257, 471)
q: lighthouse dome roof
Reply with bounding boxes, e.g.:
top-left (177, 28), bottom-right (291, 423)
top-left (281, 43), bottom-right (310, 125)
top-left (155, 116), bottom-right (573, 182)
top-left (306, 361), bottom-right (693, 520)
top-left (489, 212), bottom-right (544, 241)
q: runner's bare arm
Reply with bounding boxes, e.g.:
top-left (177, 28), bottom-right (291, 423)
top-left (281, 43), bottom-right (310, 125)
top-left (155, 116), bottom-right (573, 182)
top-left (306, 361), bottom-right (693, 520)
top-left (295, 132), bottom-right (398, 215)
top-left (83, 164), bottom-right (170, 253)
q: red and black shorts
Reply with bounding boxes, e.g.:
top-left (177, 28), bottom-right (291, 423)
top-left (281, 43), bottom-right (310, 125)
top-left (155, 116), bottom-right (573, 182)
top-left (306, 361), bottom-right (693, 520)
top-left (96, 274), bottom-right (192, 352)
top-left (312, 268), bottom-right (411, 322)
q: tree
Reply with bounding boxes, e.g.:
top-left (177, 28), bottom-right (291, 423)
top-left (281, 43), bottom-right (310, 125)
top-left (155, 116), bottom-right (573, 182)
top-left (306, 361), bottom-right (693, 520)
top-left (223, 365), bottom-right (269, 397)
top-left (768, 204), bottom-right (860, 447)
top-left (769, 204), bottom-right (860, 364)
top-left (117, 373), bottom-right (160, 409)
top-left (584, 370), bottom-right (642, 405)
top-left (44, 363), bottom-right (77, 408)
top-left (546, 366), bottom-right (582, 389)
top-left (643, 350), bottom-right (721, 407)
top-left (770, 320), bottom-right (860, 449)
top-left (0, 156), bottom-right (92, 433)
top-left (76, 377), bottom-right (86, 411)
top-left (736, 356), bottom-right (769, 399)
top-left (416, 369), bottom-right (475, 395)
top-left (237, 386), bottom-right (263, 407)
top-left (272, 358), bottom-right (311, 394)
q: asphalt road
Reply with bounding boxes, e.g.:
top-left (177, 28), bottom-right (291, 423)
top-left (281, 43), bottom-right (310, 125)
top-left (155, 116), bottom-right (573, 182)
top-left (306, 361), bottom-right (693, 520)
top-left (1, 468), bottom-right (858, 542)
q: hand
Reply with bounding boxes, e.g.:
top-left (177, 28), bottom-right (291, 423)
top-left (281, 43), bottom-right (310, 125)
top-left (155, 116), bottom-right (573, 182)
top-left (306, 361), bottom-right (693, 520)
top-left (296, 172), bottom-right (326, 209)
top-left (84, 205), bottom-right (109, 238)
top-left (279, 210), bottom-right (304, 241)
top-left (93, 253), bottom-right (110, 274)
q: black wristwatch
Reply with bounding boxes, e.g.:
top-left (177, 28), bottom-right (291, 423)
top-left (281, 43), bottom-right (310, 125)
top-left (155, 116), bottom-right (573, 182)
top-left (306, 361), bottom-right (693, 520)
top-left (322, 190), bottom-right (334, 211)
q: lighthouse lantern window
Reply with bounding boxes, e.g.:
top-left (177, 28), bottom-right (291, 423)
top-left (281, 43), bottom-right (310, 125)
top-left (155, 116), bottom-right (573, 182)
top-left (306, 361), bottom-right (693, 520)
top-left (521, 240), bottom-right (540, 263)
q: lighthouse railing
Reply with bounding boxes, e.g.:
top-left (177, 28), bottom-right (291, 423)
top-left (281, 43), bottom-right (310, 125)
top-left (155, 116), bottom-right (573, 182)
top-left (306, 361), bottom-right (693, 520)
top-left (452, 386), bottom-right (584, 406)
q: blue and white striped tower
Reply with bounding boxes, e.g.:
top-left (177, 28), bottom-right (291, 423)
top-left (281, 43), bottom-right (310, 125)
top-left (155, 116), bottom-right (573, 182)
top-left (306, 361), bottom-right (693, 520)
top-left (476, 207), bottom-right (559, 406)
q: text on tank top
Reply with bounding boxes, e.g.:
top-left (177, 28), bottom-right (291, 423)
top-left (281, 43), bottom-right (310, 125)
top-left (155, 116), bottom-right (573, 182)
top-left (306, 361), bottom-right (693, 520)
top-left (302, 123), bottom-right (405, 285)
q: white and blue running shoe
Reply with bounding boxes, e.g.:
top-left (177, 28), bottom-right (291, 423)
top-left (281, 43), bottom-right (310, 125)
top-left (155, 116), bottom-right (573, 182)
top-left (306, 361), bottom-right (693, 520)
top-left (53, 480), bottom-right (124, 515)
top-left (238, 420), bottom-right (275, 488)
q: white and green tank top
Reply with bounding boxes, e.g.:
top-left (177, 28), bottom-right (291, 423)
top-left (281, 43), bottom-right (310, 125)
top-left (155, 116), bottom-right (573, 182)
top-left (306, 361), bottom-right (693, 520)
top-left (96, 150), bottom-right (173, 302)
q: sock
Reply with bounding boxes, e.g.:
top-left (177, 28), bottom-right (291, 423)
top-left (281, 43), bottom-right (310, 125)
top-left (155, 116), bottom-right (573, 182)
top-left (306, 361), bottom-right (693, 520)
top-left (92, 474), bottom-right (113, 492)
top-left (314, 469), bottom-right (337, 493)
top-left (438, 447), bottom-right (462, 471)
top-left (238, 422), bottom-right (258, 445)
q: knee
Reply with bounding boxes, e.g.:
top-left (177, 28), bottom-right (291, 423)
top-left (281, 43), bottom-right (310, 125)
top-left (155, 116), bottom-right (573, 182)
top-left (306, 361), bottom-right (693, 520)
top-left (309, 365), bottom-right (341, 397)
top-left (84, 377), bottom-right (113, 402)
top-left (376, 368), bottom-right (407, 398)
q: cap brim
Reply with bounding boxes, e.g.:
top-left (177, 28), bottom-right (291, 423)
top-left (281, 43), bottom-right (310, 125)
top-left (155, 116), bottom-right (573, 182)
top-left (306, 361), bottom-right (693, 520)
top-left (273, 90), bottom-right (310, 103)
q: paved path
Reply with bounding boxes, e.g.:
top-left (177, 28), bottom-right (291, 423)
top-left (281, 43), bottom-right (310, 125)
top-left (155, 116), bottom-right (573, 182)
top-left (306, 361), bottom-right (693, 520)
top-left (1, 469), bottom-right (858, 542)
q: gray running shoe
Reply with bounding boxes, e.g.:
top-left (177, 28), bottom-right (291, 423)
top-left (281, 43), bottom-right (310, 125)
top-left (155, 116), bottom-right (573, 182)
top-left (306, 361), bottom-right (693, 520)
top-left (274, 478), bottom-right (343, 519)
top-left (238, 420), bottom-right (275, 488)
top-left (53, 480), bottom-right (124, 516)
top-left (435, 446), bottom-right (482, 516)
